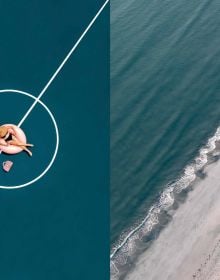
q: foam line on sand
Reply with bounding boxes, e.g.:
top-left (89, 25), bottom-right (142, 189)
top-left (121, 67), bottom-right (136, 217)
top-left (125, 159), bottom-right (220, 280)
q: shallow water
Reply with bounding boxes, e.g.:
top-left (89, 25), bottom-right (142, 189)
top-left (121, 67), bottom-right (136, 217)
top-left (111, 0), bottom-right (220, 277)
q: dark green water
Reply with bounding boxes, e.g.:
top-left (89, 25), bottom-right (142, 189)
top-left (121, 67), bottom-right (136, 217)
top-left (0, 1), bottom-right (109, 279)
top-left (111, 0), bottom-right (220, 276)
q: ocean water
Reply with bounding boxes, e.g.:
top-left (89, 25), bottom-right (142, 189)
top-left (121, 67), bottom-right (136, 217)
top-left (111, 0), bottom-right (220, 278)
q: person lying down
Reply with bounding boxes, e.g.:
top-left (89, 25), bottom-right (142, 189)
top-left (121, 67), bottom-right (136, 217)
top-left (0, 125), bottom-right (33, 156)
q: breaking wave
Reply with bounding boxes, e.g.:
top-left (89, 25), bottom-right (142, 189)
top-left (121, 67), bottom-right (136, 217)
top-left (110, 127), bottom-right (220, 280)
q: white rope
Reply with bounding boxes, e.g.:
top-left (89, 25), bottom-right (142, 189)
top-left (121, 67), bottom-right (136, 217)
top-left (18, 0), bottom-right (109, 127)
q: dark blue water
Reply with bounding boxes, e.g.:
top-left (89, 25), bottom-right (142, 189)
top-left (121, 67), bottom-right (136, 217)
top-left (0, 1), bottom-right (109, 279)
top-left (111, 0), bottom-right (220, 277)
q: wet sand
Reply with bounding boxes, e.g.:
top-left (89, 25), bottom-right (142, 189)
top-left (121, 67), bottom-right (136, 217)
top-left (125, 160), bottom-right (220, 280)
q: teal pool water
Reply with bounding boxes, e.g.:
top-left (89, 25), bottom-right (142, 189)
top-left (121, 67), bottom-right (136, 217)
top-left (0, 1), bottom-right (109, 279)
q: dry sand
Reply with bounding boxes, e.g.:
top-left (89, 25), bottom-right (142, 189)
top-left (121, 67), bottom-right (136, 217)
top-left (125, 160), bottom-right (220, 280)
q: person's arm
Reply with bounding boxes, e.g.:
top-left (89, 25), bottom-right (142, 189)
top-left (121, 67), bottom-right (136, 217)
top-left (6, 126), bottom-right (16, 136)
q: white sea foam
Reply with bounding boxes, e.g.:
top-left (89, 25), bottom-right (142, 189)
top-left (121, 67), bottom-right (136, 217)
top-left (110, 126), bottom-right (220, 280)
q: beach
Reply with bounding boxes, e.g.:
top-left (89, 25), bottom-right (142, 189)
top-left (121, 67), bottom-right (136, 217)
top-left (124, 159), bottom-right (220, 280)
top-left (111, 0), bottom-right (220, 249)
top-left (111, 0), bottom-right (220, 278)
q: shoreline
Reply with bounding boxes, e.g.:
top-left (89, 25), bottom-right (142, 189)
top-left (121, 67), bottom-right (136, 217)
top-left (124, 159), bottom-right (220, 280)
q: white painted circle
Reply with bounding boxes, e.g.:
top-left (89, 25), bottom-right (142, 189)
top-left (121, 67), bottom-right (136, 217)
top-left (0, 89), bottom-right (59, 189)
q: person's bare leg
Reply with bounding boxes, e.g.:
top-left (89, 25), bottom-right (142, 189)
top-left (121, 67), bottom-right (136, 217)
top-left (20, 146), bottom-right (32, 156)
top-left (9, 141), bottom-right (33, 147)
top-left (7, 140), bottom-right (32, 156)
top-left (11, 136), bottom-right (34, 147)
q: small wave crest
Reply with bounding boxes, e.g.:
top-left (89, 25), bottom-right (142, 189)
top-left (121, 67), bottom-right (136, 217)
top-left (110, 127), bottom-right (220, 280)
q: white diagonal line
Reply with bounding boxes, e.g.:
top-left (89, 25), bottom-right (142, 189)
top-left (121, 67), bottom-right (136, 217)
top-left (18, 0), bottom-right (109, 127)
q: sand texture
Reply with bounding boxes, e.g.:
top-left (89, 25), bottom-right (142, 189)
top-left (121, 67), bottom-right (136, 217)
top-left (125, 160), bottom-right (220, 280)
